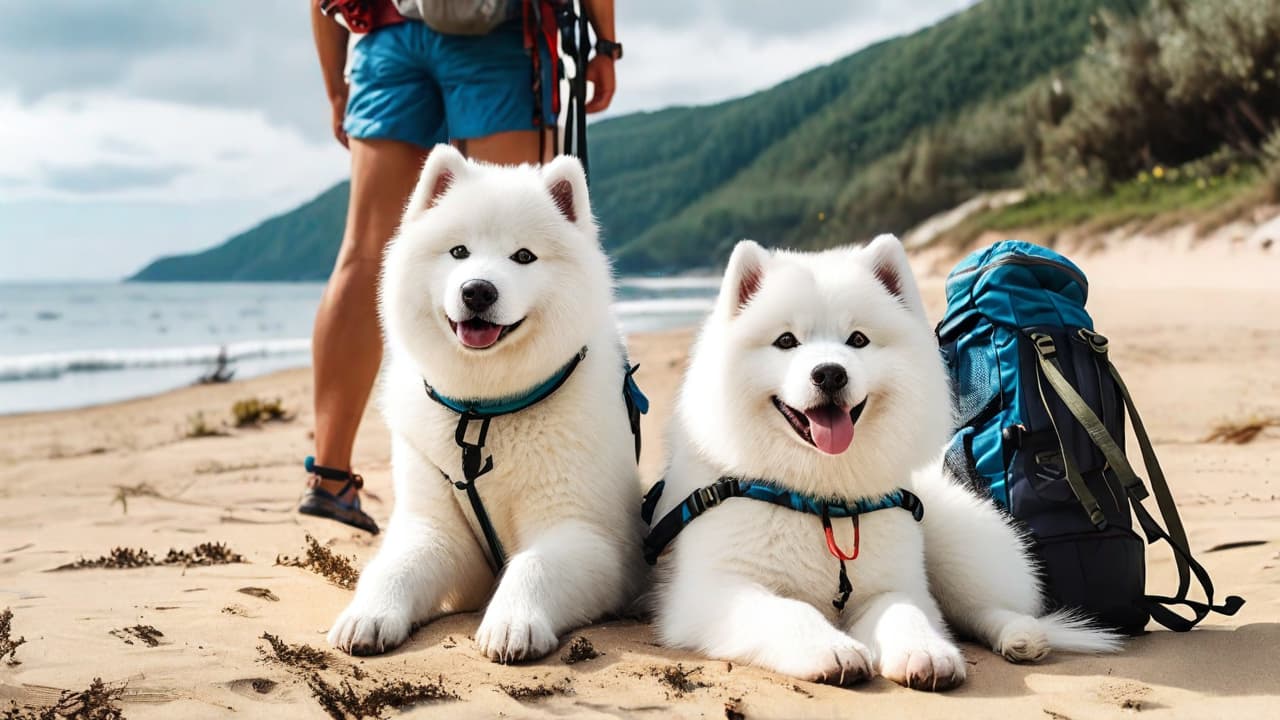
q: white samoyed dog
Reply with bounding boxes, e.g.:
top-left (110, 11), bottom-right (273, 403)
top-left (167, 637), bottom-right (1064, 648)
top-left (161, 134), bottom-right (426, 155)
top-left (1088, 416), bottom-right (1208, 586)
top-left (647, 236), bottom-right (1118, 690)
top-left (328, 145), bottom-right (643, 661)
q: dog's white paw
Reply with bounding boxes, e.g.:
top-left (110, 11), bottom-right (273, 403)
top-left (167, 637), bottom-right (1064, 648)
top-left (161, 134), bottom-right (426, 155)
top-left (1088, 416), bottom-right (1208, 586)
top-left (761, 633), bottom-right (874, 687)
top-left (879, 637), bottom-right (966, 692)
top-left (327, 601), bottom-right (413, 657)
top-left (475, 607), bottom-right (558, 664)
top-left (995, 616), bottom-right (1051, 663)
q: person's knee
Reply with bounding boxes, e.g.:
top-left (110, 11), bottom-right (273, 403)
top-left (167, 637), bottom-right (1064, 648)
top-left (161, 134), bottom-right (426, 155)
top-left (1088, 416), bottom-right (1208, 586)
top-left (330, 251), bottom-right (385, 284)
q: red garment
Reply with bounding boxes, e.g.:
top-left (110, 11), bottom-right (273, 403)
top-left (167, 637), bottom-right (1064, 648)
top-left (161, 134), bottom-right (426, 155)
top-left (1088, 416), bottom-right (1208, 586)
top-left (325, 0), bottom-right (406, 34)
top-left (523, 1), bottom-right (561, 119)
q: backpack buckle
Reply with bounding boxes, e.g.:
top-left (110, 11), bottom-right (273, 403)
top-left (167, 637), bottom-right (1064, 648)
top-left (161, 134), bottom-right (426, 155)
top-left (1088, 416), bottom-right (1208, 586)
top-left (1077, 328), bottom-right (1110, 354)
top-left (1031, 333), bottom-right (1057, 358)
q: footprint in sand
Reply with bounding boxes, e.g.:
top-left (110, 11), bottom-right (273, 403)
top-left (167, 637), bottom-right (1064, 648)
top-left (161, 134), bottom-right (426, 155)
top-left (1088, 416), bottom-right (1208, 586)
top-left (226, 677), bottom-right (287, 702)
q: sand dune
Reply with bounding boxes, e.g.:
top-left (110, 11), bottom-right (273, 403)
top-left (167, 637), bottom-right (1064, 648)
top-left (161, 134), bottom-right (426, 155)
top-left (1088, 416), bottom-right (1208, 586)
top-left (2, 242), bottom-right (1278, 718)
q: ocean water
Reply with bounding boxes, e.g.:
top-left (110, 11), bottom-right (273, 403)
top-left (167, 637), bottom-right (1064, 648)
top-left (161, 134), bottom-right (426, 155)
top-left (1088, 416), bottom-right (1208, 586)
top-left (0, 279), bottom-right (718, 415)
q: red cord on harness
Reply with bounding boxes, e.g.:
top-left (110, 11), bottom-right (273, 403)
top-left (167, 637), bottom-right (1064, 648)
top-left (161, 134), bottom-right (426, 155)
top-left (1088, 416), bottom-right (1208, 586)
top-left (824, 514), bottom-right (860, 561)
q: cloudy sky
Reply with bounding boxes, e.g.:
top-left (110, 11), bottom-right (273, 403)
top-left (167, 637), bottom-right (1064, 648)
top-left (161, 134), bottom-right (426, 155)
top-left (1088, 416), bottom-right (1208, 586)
top-left (1, 0), bottom-right (973, 282)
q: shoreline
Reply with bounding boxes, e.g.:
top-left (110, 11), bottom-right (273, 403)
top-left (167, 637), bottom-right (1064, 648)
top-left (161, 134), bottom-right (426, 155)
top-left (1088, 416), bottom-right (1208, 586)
top-left (0, 278), bottom-right (720, 416)
top-left (0, 324), bottom-right (700, 420)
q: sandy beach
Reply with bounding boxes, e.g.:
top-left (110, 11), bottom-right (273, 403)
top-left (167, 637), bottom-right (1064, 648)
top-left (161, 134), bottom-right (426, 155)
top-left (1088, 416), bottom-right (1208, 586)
top-left (2, 240), bottom-right (1278, 719)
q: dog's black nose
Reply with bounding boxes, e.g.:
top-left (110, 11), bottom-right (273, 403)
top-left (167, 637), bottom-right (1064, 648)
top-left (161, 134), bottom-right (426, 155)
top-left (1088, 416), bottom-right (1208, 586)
top-left (461, 279), bottom-right (499, 313)
top-left (810, 363), bottom-right (848, 395)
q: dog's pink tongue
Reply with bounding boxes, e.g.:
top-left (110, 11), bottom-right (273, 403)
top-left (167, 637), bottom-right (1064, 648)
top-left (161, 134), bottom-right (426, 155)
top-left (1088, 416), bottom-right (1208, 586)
top-left (457, 321), bottom-right (503, 349)
top-left (806, 405), bottom-right (854, 455)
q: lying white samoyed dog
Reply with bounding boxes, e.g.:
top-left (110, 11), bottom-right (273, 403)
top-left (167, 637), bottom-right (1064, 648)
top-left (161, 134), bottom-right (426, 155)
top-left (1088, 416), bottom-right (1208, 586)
top-left (644, 236), bottom-right (1118, 690)
top-left (329, 145), bottom-right (645, 661)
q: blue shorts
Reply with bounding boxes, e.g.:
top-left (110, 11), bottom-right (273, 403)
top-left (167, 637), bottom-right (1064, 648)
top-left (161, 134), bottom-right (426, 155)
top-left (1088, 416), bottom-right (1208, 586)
top-left (344, 20), bottom-right (554, 148)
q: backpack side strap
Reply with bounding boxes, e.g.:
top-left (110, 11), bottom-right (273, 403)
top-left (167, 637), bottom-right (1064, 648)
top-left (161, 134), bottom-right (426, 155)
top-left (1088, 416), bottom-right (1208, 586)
top-left (1090, 334), bottom-right (1192, 599)
top-left (1130, 498), bottom-right (1245, 631)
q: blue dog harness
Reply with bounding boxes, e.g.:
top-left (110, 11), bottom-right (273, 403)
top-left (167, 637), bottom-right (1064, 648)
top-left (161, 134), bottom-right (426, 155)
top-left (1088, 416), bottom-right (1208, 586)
top-left (641, 477), bottom-right (924, 609)
top-left (425, 346), bottom-right (648, 571)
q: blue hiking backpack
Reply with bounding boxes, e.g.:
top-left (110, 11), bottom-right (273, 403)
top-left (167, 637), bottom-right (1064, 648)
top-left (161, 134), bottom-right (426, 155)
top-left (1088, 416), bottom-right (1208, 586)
top-left (936, 240), bottom-right (1243, 633)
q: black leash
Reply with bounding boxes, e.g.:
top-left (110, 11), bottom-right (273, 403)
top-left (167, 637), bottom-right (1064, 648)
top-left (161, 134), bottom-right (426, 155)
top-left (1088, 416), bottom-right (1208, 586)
top-left (555, 0), bottom-right (591, 176)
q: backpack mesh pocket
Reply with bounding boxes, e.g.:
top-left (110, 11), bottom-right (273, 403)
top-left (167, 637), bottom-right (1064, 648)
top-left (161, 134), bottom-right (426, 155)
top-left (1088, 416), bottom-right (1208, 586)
top-left (952, 334), bottom-right (1001, 428)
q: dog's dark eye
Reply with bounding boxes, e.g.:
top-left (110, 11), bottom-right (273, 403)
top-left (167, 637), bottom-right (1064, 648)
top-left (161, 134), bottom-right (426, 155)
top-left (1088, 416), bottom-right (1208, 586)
top-left (773, 332), bottom-right (800, 350)
top-left (449, 245), bottom-right (469, 260)
top-left (847, 331), bottom-right (869, 349)
top-left (510, 248), bottom-right (538, 265)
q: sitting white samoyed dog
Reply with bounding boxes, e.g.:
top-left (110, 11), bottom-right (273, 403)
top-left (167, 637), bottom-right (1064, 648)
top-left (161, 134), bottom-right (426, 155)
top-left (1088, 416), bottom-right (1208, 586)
top-left (644, 236), bottom-right (1118, 690)
top-left (329, 145), bottom-right (644, 661)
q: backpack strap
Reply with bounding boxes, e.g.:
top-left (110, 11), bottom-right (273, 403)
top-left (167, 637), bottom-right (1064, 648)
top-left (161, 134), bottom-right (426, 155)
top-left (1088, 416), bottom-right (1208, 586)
top-left (1029, 333), bottom-right (1150, 502)
top-left (1129, 498), bottom-right (1244, 630)
top-left (1028, 333), bottom-right (1111, 529)
top-left (1083, 331), bottom-right (1244, 630)
top-left (1031, 330), bottom-right (1245, 631)
top-left (1092, 337), bottom-right (1189, 597)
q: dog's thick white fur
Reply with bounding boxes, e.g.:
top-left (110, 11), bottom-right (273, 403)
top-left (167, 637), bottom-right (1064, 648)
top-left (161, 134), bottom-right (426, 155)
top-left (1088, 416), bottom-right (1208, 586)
top-left (651, 236), bottom-right (1118, 690)
top-left (328, 146), bottom-right (643, 661)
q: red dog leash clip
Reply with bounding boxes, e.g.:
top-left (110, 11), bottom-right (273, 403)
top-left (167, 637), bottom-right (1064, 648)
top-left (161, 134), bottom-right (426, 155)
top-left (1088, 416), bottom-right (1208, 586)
top-left (821, 512), bottom-right (860, 561)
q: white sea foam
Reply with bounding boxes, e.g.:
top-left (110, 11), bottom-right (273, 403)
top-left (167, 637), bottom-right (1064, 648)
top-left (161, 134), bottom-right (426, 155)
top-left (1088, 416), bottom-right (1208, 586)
top-left (0, 338), bottom-right (312, 382)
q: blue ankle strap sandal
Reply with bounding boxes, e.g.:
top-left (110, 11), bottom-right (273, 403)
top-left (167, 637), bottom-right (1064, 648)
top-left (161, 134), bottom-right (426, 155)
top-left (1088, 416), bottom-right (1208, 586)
top-left (297, 456), bottom-right (380, 535)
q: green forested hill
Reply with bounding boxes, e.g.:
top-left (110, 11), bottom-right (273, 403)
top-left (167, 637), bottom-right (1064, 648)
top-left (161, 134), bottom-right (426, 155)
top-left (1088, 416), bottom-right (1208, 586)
top-left (131, 182), bottom-right (349, 281)
top-left (130, 0), bottom-right (1137, 281)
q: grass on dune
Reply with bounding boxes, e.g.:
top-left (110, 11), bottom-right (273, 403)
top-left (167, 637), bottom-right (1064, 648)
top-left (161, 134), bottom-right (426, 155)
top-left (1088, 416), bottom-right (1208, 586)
top-left (943, 165), bottom-right (1265, 247)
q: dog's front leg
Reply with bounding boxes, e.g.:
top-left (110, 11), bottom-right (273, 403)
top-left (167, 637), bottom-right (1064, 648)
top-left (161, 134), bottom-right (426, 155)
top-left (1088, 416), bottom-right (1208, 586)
top-left (656, 571), bottom-right (873, 686)
top-left (475, 519), bottom-right (626, 663)
top-left (846, 587), bottom-right (966, 691)
top-left (328, 437), bottom-right (491, 656)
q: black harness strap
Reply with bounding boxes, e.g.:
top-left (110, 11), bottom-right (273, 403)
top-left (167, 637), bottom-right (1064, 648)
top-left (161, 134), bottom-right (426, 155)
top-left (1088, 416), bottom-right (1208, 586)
top-left (426, 346), bottom-right (647, 573)
top-left (444, 413), bottom-right (504, 572)
top-left (427, 349), bottom-right (587, 572)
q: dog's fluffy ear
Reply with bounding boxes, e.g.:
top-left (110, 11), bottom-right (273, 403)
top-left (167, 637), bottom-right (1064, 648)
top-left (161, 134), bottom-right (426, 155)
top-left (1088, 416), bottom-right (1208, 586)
top-left (404, 144), bottom-right (468, 221)
top-left (864, 234), bottom-right (924, 316)
top-left (541, 155), bottom-right (592, 230)
top-left (718, 240), bottom-right (770, 317)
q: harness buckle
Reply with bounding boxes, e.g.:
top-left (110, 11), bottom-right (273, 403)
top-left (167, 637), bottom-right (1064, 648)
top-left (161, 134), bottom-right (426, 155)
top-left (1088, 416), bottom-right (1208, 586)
top-left (691, 479), bottom-right (738, 515)
top-left (696, 486), bottom-right (719, 512)
top-left (455, 415), bottom-right (494, 481)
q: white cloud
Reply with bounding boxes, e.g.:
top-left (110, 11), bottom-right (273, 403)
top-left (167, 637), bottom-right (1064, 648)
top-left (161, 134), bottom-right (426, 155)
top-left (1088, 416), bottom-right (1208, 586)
top-left (0, 92), bottom-right (347, 204)
top-left (605, 1), bottom-right (975, 117)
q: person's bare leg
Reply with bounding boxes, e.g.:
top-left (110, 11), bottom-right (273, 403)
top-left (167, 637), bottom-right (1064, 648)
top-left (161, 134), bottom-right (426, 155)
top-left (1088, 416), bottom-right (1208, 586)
top-left (311, 138), bottom-right (430, 501)
top-left (459, 129), bottom-right (555, 165)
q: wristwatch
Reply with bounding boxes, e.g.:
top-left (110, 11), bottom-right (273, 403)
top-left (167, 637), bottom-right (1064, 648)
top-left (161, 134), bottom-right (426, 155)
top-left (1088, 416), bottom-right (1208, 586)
top-left (595, 37), bottom-right (623, 60)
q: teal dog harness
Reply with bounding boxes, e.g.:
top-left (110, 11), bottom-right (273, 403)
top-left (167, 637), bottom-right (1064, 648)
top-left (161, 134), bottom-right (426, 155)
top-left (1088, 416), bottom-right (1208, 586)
top-left (641, 477), bottom-right (923, 609)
